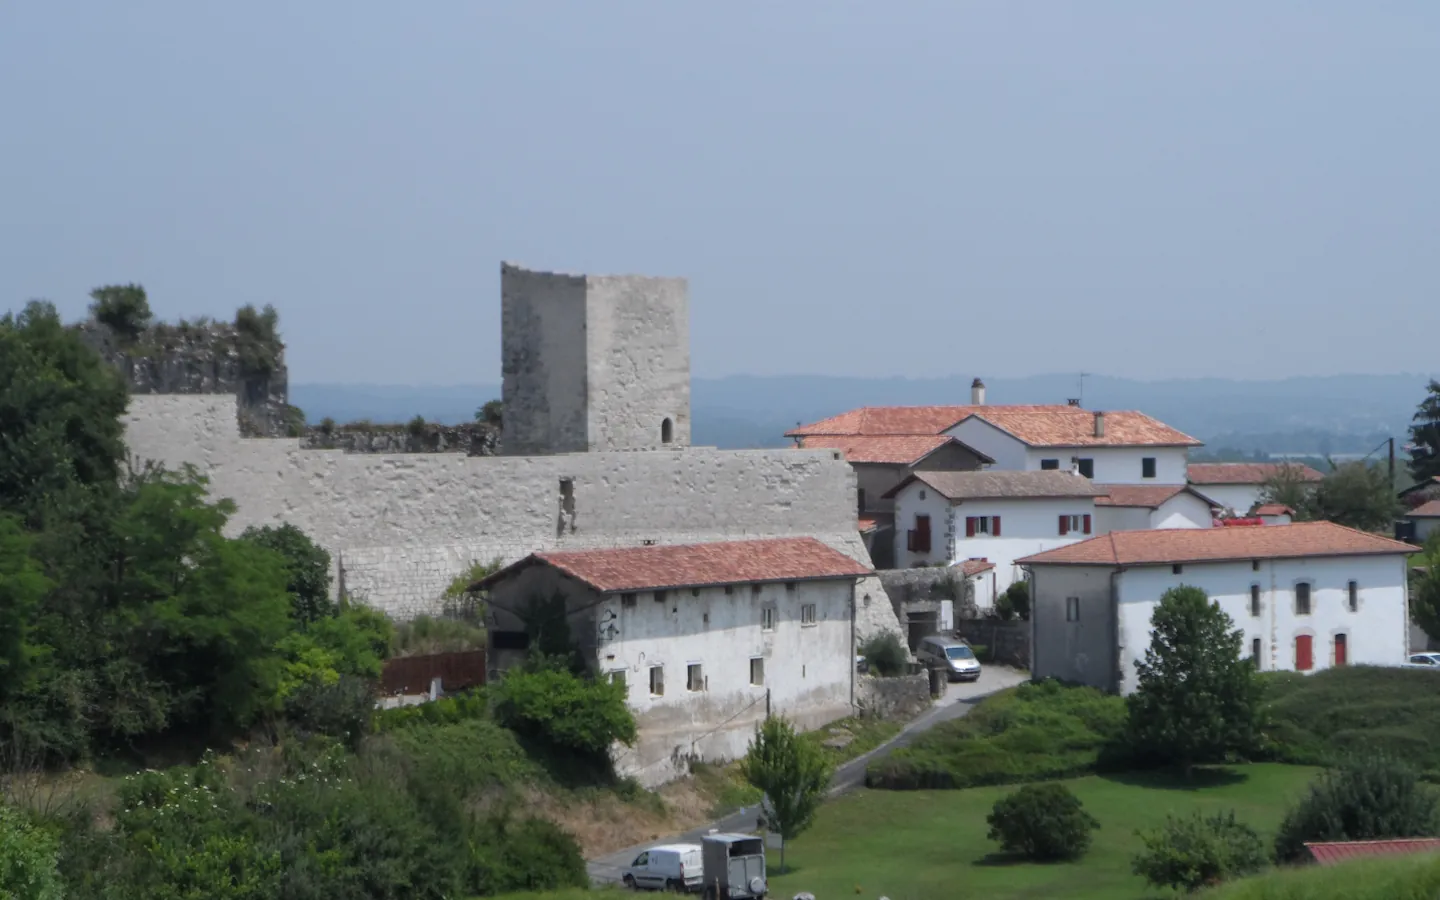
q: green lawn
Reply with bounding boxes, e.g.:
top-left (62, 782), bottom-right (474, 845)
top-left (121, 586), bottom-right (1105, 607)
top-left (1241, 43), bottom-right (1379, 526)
top-left (764, 763), bottom-right (1318, 900)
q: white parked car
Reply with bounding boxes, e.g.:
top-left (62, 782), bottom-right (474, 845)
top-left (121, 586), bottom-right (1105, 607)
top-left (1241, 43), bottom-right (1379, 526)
top-left (1405, 652), bottom-right (1440, 668)
top-left (622, 843), bottom-right (703, 893)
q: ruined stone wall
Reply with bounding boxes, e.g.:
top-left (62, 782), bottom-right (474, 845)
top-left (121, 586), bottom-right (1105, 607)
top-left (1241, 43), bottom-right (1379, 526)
top-left (122, 394), bottom-right (905, 644)
top-left (300, 422), bottom-right (498, 456)
top-left (78, 320), bottom-right (297, 438)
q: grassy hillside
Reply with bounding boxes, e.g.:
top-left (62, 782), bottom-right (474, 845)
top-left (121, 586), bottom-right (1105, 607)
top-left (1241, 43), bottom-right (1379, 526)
top-left (1204, 853), bottom-right (1440, 900)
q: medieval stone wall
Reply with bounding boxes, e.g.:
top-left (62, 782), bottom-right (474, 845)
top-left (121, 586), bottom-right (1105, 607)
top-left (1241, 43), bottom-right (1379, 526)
top-left (300, 422), bottom-right (499, 456)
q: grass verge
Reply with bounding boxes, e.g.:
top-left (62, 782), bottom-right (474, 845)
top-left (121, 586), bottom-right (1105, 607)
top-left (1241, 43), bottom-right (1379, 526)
top-left (1203, 852), bottom-right (1440, 900)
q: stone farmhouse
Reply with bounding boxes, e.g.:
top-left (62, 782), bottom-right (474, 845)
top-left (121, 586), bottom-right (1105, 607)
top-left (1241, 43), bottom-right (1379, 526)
top-left (1186, 462), bottom-right (1325, 518)
top-left (475, 537), bottom-right (868, 784)
top-left (118, 262), bottom-right (907, 785)
top-left (1020, 522), bottom-right (1415, 693)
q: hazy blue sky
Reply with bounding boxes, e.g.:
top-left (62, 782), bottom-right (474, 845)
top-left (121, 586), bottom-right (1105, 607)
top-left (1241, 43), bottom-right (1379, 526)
top-left (3, 3), bottom-right (1436, 385)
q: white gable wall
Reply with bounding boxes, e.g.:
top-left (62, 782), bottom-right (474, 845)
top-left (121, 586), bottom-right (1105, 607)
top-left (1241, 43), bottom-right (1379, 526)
top-left (1153, 492), bottom-right (1215, 529)
top-left (1196, 483), bottom-right (1264, 516)
top-left (1114, 555), bottom-right (1409, 694)
top-left (944, 420), bottom-right (1188, 485)
top-left (945, 419), bottom-right (1029, 471)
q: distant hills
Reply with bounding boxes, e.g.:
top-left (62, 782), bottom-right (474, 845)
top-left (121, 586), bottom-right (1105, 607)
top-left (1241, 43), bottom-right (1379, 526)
top-left (290, 372), bottom-right (1438, 457)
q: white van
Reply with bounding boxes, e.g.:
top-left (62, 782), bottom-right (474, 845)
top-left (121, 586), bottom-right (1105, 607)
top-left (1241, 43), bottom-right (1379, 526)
top-left (622, 842), bottom-right (704, 892)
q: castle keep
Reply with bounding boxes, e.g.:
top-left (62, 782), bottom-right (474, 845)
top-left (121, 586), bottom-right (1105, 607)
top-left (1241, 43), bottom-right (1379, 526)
top-left (120, 264), bottom-right (901, 641)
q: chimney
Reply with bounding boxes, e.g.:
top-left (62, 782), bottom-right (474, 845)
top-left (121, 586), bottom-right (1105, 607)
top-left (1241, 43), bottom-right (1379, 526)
top-left (971, 378), bottom-right (986, 406)
top-left (1093, 411), bottom-right (1105, 438)
top-left (1067, 398), bottom-right (1081, 407)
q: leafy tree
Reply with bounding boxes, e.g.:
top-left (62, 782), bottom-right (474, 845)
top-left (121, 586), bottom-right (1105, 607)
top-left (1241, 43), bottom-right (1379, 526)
top-left (740, 716), bottom-right (834, 872)
top-left (986, 782), bottom-right (1099, 861)
top-left (476, 399), bottom-right (503, 426)
top-left (1258, 463), bottom-right (1320, 518)
top-left (88, 283), bottom-right (153, 342)
top-left (1126, 586), bottom-right (1261, 773)
top-left (0, 301), bottom-right (128, 527)
top-left (1409, 532), bottom-right (1440, 643)
top-left (490, 665), bottom-right (636, 759)
top-left (1409, 379), bottom-right (1440, 484)
top-left (0, 803), bottom-right (64, 900)
top-left (996, 580), bottom-right (1030, 621)
top-left (0, 518), bottom-right (51, 705)
top-left (1307, 461), bottom-right (1402, 533)
top-left (239, 523), bottom-right (334, 624)
top-left (1132, 810), bottom-right (1267, 892)
top-left (1274, 754), bottom-right (1440, 862)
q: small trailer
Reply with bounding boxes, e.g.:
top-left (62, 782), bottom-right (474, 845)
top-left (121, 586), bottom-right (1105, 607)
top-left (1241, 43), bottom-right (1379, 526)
top-left (701, 832), bottom-right (768, 899)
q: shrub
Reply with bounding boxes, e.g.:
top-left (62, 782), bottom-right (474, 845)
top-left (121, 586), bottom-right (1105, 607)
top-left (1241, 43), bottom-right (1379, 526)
top-left (89, 284), bottom-right (153, 341)
top-left (407, 414), bottom-right (427, 437)
top-left (283, 674), bottom-right (376, 749)
top-left (1274, 754), bottom-right (1440, 862)
top-left (233, 303), bottom-right (282, 376)
top-left (867, 679), bottom-right (1126, 790)
top-left (1131, 810), bottom-right (1268, 893)
top-left (0, 803), bottom-right (63, 900)
top-left (465, 810), bottom-right (588, 896)
top-left (860, 632), bottom-right (909, 677)
top-left (995, 581), bottom-right (1030, 621)
top-left (491, 666), bottom-right (637, 758)
top-left (392, 614), bottom-right (489, 656)
top-left (374, 689), bottom-right (490, 732)
top-left (985, 782), bottom-right (1098, 861)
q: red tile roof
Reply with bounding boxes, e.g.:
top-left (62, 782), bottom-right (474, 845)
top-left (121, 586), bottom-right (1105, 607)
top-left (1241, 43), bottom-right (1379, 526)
top-left (474, 537), bottom-right (872, 594)
top-left (787, 405), bottom-right (1199, 448)
top-left (858, 516), bottom-right (881, 533)
top-left (884, 470), bottom-right (1106, 501)
top-left (1093, 484), bottom-right (1220, 509)
top-left (1254, 504), bottom-right (1295, 516)
top-left (1187, 462), bottom-right (1324, 485)
top-left (1306, 839), bottom-right (1440, 866)
top-left (1411, 500), bottom-right (1440, 518)
top-left (795, 434), bottom-right (992, 465)
top-left (1016, 521), bottom-right (1416, 567)
top-left (958, 559), bottom-right (995, 576)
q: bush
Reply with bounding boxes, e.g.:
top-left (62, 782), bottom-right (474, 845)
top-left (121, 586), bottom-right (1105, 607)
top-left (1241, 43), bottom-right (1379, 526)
top-left (860, 632), bottom-right (909, 677)
top-left (374, 689), bottom-right (490, 732)
top-left (985, 782), bottom-right (1098, 861)
top-left (392, 615), bottom-right (489, 656)
top-left (1274, 754), bottom-right (1440, 862)
top-left (995, 581), bottom-right (1030, 621)
top-left (867, 679), bottom-right (1126, 790)
top-left (1258, 666), bottom-right (1440, 778)
top-left (89, 284), bottom-right (153, 341)
top-left (465, 809), bottom-right (589, 896)
top-left (239, 522), bottom-right (334, 623)
top-left (283, 674), bottom-right (376, 749)
top-left (0, 803), bottom-right (63, 900)
top-left (491, 666), bottom-right (637, 759)
top-left (1131, 810), bottom-right (1268, 893)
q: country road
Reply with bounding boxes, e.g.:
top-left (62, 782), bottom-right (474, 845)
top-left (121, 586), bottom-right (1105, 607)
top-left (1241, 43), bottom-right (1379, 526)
top-left (586, 666), bottom-right (1029, 886)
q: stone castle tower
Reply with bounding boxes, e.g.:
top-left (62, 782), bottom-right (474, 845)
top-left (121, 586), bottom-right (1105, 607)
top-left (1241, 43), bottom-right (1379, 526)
top-left (499, 262), bottom-right (691, 455)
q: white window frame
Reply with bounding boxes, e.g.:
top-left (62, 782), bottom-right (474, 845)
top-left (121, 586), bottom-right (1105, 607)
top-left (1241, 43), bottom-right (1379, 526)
top-left (801, 603), bottom-right (817, 626)
top-left (761, 605), bottom-right (776, 632)
top-left (648, 665), bottom-right (664, 697)
top-left (686, 663), bottom-right (704, 692)
top-left (749, 657), bottom-right (764, 686)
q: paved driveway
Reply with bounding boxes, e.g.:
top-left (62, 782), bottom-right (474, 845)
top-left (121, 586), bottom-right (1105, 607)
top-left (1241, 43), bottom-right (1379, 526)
top-left (587, 666), bottom-right (1030, 885)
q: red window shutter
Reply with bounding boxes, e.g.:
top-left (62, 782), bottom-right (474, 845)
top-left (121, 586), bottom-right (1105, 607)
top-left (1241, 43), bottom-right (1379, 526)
top-left (1059, 515), bottom-right (1069, 536)
top-left (965, 517), bottom-right (976, 538)
top-left (1083, 514), bottom-right (1092, 535)
top-left (915, 515), bottom-right (931, 553)
top-left (1295, 635), bottom-right (1313, 671)
top-left (1335, 634), bottom-right (1347, 666)
top-left (992, 516), bottom-right (1001, 537)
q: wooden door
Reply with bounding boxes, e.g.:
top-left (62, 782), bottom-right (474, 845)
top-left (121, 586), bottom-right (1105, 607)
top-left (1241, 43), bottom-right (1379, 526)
top-left (1295, 634), bottom-right (1313, 671)
top-left (1334, 633), bottom-right (1347, 666)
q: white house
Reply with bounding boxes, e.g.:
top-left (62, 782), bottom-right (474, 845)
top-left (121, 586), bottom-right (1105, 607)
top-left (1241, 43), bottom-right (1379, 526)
top-left (955, 558), bottom-right (998, 615)
top-left (884, 469), bottom-right (1106, 593)
top-left (1018, 522), bottom-right (1415, 694)
top-left (1406, 499), bottom-right (1440, 543)
top-left (1093, 484), bottom-right (1219, 533)
top-left (1186, 462), bottom-right (1324, 517)
top-left (476, 537), bottom-right (870, 786)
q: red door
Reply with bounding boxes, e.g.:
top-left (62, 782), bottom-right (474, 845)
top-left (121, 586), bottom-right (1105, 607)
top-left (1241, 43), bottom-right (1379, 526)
top-left (1295, 635), bottom-right (1314, 671)
top-left (1334, 634), bottom-right (1347, 666)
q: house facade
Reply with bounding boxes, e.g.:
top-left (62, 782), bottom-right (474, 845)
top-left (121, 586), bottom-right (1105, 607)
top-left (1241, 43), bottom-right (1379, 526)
top-left (475, 537), bottom-right (869, 786)
top-left (1405, 499), bottom-right (1440, 543)
top-left (1019, 522), bottom-right (1414, 694)
top-left (1186, 462), bottom-right (1324, 517)
top-left (885, 470), bottom-right (1106, 593)
top-left (1093, 484), bottom-right (1218, 533)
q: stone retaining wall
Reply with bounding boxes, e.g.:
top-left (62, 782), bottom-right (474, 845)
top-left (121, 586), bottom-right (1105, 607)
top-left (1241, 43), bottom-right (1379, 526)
top-left (955, 619), bottom-right (1030, 668)
top-left (854, 672), bottom-right (932, 721)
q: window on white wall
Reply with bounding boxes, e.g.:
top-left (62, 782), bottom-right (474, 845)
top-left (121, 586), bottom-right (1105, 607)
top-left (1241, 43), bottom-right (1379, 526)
top-left (965, 516), bottom-right (1001, 537)
top-left (1250, 585), bottom-right (1261, 617)
top-left (1142, 457), bottom-right (1157, 479)
top-left (1295, 582), bottom-right (1312, 616)
top-left (687, 664), bottom-right (704, 692)
top-left (1058, 515), bottom-right (1091, 536)
top-left (649, 666), bottom-right (664, 696)
top-left (801, 604), bottom-right (817, 626)
top-left (1040, 458), bottom-right (1060, 470)
top-left (1347, 581), bottom-right (1358, 612)
top-left (1077, 459), bottom-right (1094, 478)
top-left (1065, 596), bottom-right (1080, 622)
top-left (761, 606), bottom-right (776, 632)
top-left (1251, 637), bottom-right (1262, 665)
top-left (610, 670), bottom-right (626, 688)
top-left (750, 657), bottom-right (764, 686)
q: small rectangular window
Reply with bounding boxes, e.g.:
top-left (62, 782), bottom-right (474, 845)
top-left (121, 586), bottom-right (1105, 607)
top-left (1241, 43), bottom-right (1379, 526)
top-left (1250, 585), bottom-right (1261, 617)
top-left (801, 603), bottom-right (817, 626)
top-left (691, 587), bottom-right (701, 597)
top-left (1296, 582), bottom-right (1312, 616)
top-left (1077, 459), bottom-right (1095, 479)
top-left (621, 593), bottom-right (636, 608)
top-left (1065, 596), bottom-right (1080, 622)
top-left (1252, 637), bottom-right (1262, 665)
top-left (649, 665), bottom-right (664, 696)
top-left (610, 669), bottom-right (626, 687)
top-left (1172, 564), bottom-right (1183, 575)
top-left (1252, 560), bottom-right (1261, 571)
top-left (687, 663), bottom-right (704, 692)
top-left (724, 585), bottom-right (734, 595)
top-left (1040, 458), bottom-right (1060, 470)
top-left (655, 590), bottom-right (668, 604)
top-left (751, 584), bottom-right (762, 595)
top-left (750, 657), bottom-right (764, 686)
top-left (785, 582), bottom-right (796, 592)
top-left (1142, 457), bottom-right (1157, 479)
top-left (1347, 581), bottom-right (1358, 612)
top-left (761, 606), bottom-right (776, 632)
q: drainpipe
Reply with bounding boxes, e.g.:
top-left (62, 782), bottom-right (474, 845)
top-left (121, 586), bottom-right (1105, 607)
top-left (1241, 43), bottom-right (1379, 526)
top-left (1025, 566), bottom-right (1036, 679)
top-left (850, 579), bottom-right (858, 713)
top-left (1109, 567), bottom-right (1124, 693)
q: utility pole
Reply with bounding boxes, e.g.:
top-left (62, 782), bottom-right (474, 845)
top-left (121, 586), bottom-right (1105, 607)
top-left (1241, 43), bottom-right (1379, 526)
top-left (1389, 436), bottom-right (1396, 486)
top-left (765, 688), bottom-right (771, 719)
top-left (1077, 372), bottom-right (1091, 407)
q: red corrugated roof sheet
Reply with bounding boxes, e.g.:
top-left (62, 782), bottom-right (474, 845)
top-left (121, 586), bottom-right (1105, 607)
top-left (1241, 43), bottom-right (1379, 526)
top-left (1017, 521), bottom-right (1416, 567)
top-left (1306, 838), bottom-right (1440, 866)
top-left (475, 537), bottom-right (872, 594)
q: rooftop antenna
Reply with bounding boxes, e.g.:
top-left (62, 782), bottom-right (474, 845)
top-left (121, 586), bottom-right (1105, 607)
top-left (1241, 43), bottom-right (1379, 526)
top-left (1077, 372), bottom-right (1091, 407)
